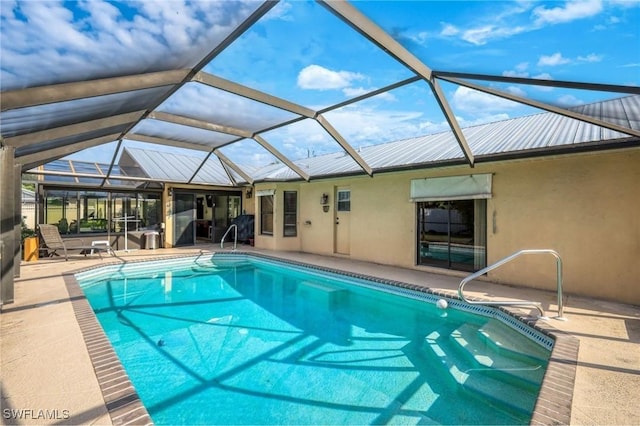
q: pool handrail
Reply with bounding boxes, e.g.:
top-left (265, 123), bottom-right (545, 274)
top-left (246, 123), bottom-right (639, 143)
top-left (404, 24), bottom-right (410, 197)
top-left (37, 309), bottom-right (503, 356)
top-left (221, 224), bottom-right (238, 251)
top-left (458, 249), bottom-right (566, 320)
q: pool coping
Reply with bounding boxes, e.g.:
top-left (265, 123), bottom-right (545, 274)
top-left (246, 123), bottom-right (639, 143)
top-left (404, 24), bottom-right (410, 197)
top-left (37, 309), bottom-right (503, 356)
top-left (66, 252), bottom-right (579, 425)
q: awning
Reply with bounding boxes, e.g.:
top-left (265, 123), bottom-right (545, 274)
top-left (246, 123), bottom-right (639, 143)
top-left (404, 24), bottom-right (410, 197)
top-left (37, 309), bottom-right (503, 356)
top-left (410, 174), bottom-right (492, 202)
top-left (256, 189), bottom-right (276, 197)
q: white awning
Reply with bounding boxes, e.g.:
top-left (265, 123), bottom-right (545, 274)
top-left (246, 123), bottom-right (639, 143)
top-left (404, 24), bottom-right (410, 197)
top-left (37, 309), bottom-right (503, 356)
top-left (256, 189), bottom-right (276, 197)
top-left (410, 174), bottom-right (492, 202)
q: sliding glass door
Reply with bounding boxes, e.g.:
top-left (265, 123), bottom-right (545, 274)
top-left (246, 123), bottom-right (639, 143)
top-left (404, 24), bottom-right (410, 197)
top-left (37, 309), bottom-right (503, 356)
top-left (417, 199), bottom-right (486, 272)
top-left (174, 192), bottom-right (195, 246)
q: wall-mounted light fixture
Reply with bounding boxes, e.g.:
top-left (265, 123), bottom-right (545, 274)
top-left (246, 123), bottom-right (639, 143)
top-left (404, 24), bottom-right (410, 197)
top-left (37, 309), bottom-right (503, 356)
top-left (246, 188), bottom-right (253, 199)
top-left (168, 187), bottom-right (173, 197)
top-left (321, 193), bottom-right (330, 213)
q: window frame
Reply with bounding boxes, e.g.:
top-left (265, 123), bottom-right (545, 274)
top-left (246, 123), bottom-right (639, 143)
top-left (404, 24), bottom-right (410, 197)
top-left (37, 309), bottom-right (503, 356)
top-left (283, 191), bottom-right (297, 237)
top-left (337, 189), bottom-right (351, 212)
top-left (260, 194), bottom-right (274, 236)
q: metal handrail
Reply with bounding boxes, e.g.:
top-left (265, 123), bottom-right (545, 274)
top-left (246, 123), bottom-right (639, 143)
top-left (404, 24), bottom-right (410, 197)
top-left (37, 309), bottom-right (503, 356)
top-left (220, 224), bottom-right (238, 251)
top-left (458, 249), bottom-right (565, 320)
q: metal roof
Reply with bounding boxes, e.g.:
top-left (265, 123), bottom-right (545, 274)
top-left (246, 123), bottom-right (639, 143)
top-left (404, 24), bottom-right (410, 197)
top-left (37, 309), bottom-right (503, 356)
top-left (250, 95), bottom-right (640, 181)
top-left (3, 1), bottom-right (640, 187)
top-left (25, 94), bottom-right (640, 184)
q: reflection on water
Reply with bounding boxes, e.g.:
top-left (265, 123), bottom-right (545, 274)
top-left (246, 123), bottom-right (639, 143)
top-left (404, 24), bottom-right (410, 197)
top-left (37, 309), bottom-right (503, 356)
top-left (80, 259), bottom-right (549, 425)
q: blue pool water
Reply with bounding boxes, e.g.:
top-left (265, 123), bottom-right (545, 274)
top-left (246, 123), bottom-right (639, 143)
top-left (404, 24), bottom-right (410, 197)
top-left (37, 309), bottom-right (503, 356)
top-left (77, 255), bottom-right (551, 425)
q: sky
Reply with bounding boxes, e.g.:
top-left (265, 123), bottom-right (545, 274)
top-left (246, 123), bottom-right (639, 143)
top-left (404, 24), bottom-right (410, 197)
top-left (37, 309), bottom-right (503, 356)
top-left (1, 0), bottom-right (639, 169)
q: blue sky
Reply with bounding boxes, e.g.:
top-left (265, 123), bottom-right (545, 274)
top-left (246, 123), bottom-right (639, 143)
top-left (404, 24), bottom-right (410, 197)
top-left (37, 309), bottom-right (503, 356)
top-left (1, 0), bottom-right (638, 167)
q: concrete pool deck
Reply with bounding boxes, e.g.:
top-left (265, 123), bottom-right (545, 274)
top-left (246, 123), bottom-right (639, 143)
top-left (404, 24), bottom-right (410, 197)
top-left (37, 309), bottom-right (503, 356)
top-left (1, 246), bottom-right (638, 425)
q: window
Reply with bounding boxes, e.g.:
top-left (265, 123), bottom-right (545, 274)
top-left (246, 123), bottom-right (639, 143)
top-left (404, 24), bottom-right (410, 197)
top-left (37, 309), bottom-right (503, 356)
top-left (337, 189), bottom-right (351, 211)
top-left (42, 189), bottom-right (161, 235)
top-left (283, 191), bottom-right (297, 237)
top-left (260, 195), bottom-right (274, 235)
top-left (417, 199), bottom-right (486, 272)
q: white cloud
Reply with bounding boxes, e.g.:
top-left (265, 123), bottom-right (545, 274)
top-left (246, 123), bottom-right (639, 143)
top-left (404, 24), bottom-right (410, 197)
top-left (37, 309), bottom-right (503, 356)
top-left (440, 23), bottom-right (459, 37)
top-left (342, 87), bottom-right (397, 102)
top-left (409, 31), bottom-right (430, 45)
top-left (297, 65), bottom-right (365, 90)
top-left (531, 73), bottom-right (554, 91)
top-left (0, 0), bottom-right (256, 90)
top-left (532, 73), bottom-right (553, 80)
top-left (324, 106), bottom-right (424, 145)
top-left (460, 24), bottom-right (527, 46)
top-left (262, 1), bottom-right (294, 22)
top-left (538, 52), bottom-right (571, 67)
top-left (533, 0), bottom-right (603, 25)
top-left (503, 62), bottom-right (530, 77)
top-left (506, 86), bottom-right (527, 97)
top-left (451, 86), bottom-right (522, 114)
top-left (577, 53), bottom-right (603, 62)
top-left (556, 94), bottom-right (584, 107)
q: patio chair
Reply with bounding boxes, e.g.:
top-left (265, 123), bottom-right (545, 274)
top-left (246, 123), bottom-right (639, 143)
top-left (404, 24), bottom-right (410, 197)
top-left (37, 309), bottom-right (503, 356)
top-left (38, 224), bottom-right (105, 260)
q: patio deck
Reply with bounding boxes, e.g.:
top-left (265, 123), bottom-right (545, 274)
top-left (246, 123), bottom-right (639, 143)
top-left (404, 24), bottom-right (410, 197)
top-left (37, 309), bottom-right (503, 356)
top-left (1, 246), bottom-right (638, 425)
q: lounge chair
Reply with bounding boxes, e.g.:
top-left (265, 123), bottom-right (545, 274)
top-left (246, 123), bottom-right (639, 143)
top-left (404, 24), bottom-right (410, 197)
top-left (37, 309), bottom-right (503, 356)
top-left (38, 224), bottom-right (107, 260)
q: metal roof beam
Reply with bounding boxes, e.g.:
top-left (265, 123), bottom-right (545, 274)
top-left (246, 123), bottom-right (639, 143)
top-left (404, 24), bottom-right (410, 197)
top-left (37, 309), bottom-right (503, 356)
top-left (319, 0), bottom-right (433, 80)
top-left (428, 79), bottom-right (476, 165)
top-left (18, 133), bottom-right (121, 170)
top-left (1, 70), bottom-right (190, 112)
top-left (213, 150), bottom-right (254, 185)
top-left (315, 114), bottom-right (373, 176)
top-left (252, 135), bottom-right (311, 181)
top-left (188, 151), bottom-right (215, 184)
top-left (124, 134), bottom-right (215, 152)
top-left (320, 0), bottom-right (474, 167)
top-left (217, 156), bottom-right (239, 187)
top-left (318, 76), bottom-right (422, 115)
top-left (27, 169), bottom-right (185, 184)
top-left (441, 76), bottom-right (640, 138)
top-left (110, 1), bottom-right (279, 149)
top-left (433, 71), bottom-right (640, 95)
top-left (149, 111), bottom-right (253, 138)
top-left (194, 72), bottom-right (316, 118)
top-left (4, 110), bottom-right (145, 148)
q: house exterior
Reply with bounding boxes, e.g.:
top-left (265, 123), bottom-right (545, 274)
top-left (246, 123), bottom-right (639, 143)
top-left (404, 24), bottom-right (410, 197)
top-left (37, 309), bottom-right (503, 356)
top-left (250, 148), bottom-right (639, 305)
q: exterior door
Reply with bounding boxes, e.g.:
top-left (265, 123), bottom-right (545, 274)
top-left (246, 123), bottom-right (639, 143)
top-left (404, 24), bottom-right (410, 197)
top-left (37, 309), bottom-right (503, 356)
top-left (334, 187), bottom-right (351, 255)
top-left (174, 192), bottom-right (195, 246)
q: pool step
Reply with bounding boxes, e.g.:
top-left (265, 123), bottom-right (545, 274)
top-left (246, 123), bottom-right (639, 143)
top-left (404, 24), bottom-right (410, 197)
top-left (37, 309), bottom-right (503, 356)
top-left (449, 323), bottom-right (548, 389)
top-left (476, 322), bottom-right (550, 363)
top-left (424, 324), bottom-right (544, 417)
top-left (297, 280), bottom-right (347, 307)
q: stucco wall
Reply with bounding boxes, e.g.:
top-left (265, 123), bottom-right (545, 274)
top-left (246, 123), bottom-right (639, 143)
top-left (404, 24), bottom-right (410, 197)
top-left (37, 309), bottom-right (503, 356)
top-left (254, 148), bottom-right (640, 305)
top-left (486, 150), bottom-right (640, 304)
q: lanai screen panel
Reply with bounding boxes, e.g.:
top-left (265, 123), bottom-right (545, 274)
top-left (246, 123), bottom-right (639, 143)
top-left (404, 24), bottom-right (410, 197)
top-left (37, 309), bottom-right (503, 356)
top-left (217, 139), bottom-right (286, 174)
top-left (356, 1), bottom-right (639, 85)
top-left (259, 118), bottom-right (354, 163)
top-left (41, 160), bottom-right (75, 184)
top-left (15, 125), bottom-right (129, 158)
top-left (0, 87), bottom-right (172, 138)
top-left (119, 142), bottom-right (222, 184)
top-left (157, 83), bottom-right (301, 134)
top-left (0, 1), bottom-right (266, 90)
top-left (190, 156), bottom-right (243, 186)
top-left (130, 119), bottom-right (237, 149)
top-left (207, 0), bottom-right (415, 111)
top-left (323, 81), bottom-right (449, 151)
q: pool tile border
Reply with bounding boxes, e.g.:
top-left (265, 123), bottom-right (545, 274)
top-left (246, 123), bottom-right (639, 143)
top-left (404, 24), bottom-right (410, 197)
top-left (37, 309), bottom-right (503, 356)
top-left (68, 252), bottom-right (579, 426)
top-left (63, 273), bottom-right (153, 426)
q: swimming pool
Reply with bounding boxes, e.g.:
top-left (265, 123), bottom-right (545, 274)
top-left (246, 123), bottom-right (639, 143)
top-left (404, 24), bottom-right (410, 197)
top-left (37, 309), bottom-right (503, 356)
top-left (76, 253), bottom-right (552, 425)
